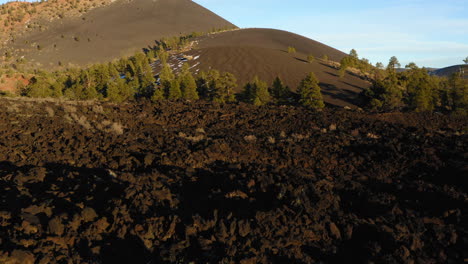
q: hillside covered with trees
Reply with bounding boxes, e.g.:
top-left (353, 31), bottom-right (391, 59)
top-left (2, 39), bottom-right (466, 115)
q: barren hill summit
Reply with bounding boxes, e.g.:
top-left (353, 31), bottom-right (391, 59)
top-left (0, 0), bottom-right (236, 68)
top-left (162, 28), bottom-right (371, 107)
top-left (197, 28), bottom-right (346, 62)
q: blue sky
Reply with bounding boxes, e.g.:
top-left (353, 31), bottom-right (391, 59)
top-left (2, 0), bottom-right (467, 68)
top-left (193, 0), bottom-right (468, 68)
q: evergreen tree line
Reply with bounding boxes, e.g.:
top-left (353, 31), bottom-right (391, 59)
top-left (360, 56), bottom-right (467, 114)
top-left (19, 48), bottom-right (325, 109)
top-left (20, 51), bottom-right (156, 103)
top-left (18, 44), bottom-right (466, 114)
top-left (337, 49), bottom-right (467, 114)
top-left (237, 73), bottom-right (324, 109)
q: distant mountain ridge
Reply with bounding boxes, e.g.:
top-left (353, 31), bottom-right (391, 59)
top-left (429, 64), bottom-right (468, 79)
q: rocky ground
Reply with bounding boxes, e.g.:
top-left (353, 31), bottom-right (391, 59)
top-left (0, 98), bottom-right (466, 264)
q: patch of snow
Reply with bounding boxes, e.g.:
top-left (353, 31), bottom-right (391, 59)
top-left (190, 62), bottom-right (200, 69)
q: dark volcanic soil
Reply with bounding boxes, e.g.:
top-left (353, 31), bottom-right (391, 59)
top-left (3, 0), bottom-right (235, 68)
top-left (166, 29), bottom-right (371, 108)
top-left (0, 98), bottom-right (466, 264)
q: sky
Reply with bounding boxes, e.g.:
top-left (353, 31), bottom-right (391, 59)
top-left (1, 0), bottom-right (467, 68)
top-left (193, 0), bottom-right (468, 68)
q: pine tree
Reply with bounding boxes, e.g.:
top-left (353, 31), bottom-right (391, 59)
top-left (126, 60), bottom-right (137, 77)
top-left (339, 57), bottom-right (351, 78)
top-left (72, 70), bottom-right (98, 100)
top-left (241, 82), bottom-right (254, 103)
top-left (22, 76), bottom-right (54, 98)
top-left (151, 87), bottom-right (165, 101)
top-left (116, 58), bottom-right (129, 73)
top-left (253, 96), bottom-right (262, 106)
top-left (128, 78), bottom-right (140, 97)
top-left (297, 72), bottom-right (325, 109)
top-left (387, 56), bottom-right (401, 73)
top-left (358, 58), bottom-right (372, 75)
top-left (213, 72), bottom-right (237, 103)
top-left (383, 75), bottom-right (403, 110)
top-left (179, 63), bottom-right (199, 100)
top-left (339, 51), bottom-right (361, 78)
top-left (92, 63), bottom-right (110, 95)
top-left (361, 75), bottom-right (403, 111)
top-left (448, 72), bottom-right (468, 114)
top-left (195, 71), bottom-right (209, 99)
top-left (133, 52), bottom-right (147, 66)
top-left (108, 63), bottom-right (120, 79)
top-left (107, 78), bottom-right (134, 102)
top-left (168, 79), bottom-right (182, 99)
top-left (405, 65), bottom-right (437, 112)
top-left (106, 80), bottom-right (120, 102)
top-left (157, 49), bottom-right (169, 64)
top-left (405, 62), bottom-right (418, 70)
top-left (51, 82), bottom-right (64, 98)
top-left (158, 63), bottom-right (177, 99)
top-left (242, 76), bottom-right (270, 105)
top-left (197, 69), bottom-right (220, 100)
top-left (119, 78), bottom-right (135, 101)
top-left (255, 77), bottom-right (270, 105)
top-left (138, 60), bottom-right (156, 97)
top-left (270, 77), bottom-right (291, 104)
top-left (52, 74), bottom-right (66, 98)
top-left (196, 70), bottom-right (237, 102)
top-left (159, 64), bottom-right (175, 84)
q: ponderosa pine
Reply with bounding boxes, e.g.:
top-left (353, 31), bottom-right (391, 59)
top-left (241, 76), bottom-right (270, 105)
top-left (179, 63), bottom-right (199, 100)
top-left (297, 72), bottom-right (324, 109)
top-left (271, 77), bottom-right (290, 104)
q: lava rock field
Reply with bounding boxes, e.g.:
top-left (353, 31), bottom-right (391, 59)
top-left (0, 98), bottom-right (466, 264)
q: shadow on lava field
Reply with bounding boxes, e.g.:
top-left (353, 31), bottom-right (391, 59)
top-left (0, 98), bottom-right (466, 263)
